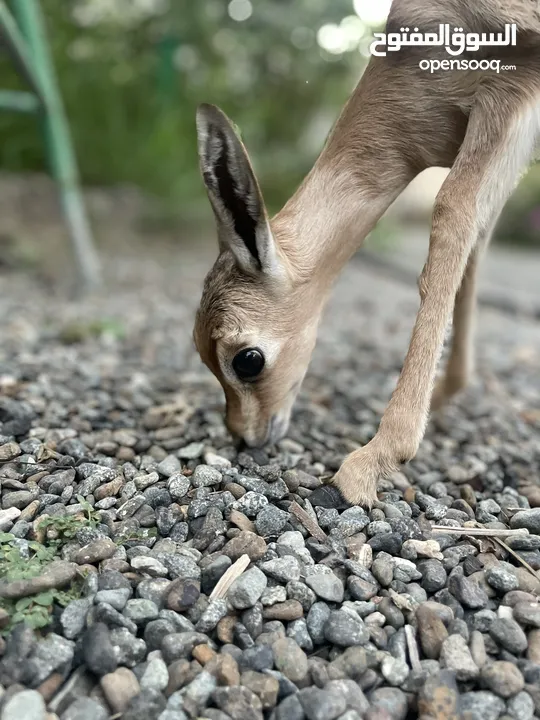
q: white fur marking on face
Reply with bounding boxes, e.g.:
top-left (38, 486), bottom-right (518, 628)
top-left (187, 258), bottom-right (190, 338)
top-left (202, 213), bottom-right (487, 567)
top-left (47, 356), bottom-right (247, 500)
top-left (241, 392), bottom-right (262, 446)
top-left (261, 220), bottom-right (288, 285)
top-left (253, 337), bottom-right (283, 365)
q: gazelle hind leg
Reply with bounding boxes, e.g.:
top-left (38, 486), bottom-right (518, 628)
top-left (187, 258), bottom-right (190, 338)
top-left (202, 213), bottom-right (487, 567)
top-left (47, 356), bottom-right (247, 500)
top-left (430, 248), bottom-right (478, 411)
top-left (430, 222), bottom-right (498, 411)
top-left (430, 241), bottom-right (478, 409)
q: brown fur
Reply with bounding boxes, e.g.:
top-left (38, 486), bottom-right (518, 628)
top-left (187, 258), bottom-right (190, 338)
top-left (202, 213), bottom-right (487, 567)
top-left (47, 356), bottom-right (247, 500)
top-left (194, 0), bottom-right (540, 506)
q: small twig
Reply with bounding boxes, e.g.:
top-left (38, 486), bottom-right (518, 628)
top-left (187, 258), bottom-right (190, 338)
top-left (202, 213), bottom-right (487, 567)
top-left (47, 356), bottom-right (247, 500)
top-left (495, 538), bottom-right (540, 589)
top-left (431, 526), bottom-right (529, 538)
top-left (210, 554), bottom-right (250, 601)
top-left (290, 501), bottom-right (328, 543)
top-left (404, 625), bottom-right (422, 672)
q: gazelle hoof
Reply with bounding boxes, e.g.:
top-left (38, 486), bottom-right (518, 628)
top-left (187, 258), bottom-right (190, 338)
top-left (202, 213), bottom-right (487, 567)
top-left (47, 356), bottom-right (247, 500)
top-left (309, 484), bottom-right (351, 510)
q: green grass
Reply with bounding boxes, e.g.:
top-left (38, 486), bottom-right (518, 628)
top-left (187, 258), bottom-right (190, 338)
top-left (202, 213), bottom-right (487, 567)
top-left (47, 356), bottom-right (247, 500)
top-left (0, 496), bottom-right (100, 634)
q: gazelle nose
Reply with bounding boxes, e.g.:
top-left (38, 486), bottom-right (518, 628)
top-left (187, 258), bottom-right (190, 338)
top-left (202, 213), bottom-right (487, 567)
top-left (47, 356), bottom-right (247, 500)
top-left (227, 428), bottom-right (246, 451)
top-left (234, 437), bottom-right (248, 452)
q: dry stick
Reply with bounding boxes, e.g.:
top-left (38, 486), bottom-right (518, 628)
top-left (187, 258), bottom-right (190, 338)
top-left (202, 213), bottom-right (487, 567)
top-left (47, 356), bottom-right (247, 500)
top-left (289, 501), bottom-right (328, 543)
top-left (495, 538), bottom-right (540, 587)
top-left (210, 554), bottom-right (250, 601)
top-left (430, 526), bottom-right (529, 538)
top-left (404, 625), bottom-right (422, 672)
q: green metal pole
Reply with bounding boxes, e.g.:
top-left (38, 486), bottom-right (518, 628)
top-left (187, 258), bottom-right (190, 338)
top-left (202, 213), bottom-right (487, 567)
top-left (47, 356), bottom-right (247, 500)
top-left (0, 0), bottom-right (45, 107)
top-left (12, 0), bottom-right (102, 292)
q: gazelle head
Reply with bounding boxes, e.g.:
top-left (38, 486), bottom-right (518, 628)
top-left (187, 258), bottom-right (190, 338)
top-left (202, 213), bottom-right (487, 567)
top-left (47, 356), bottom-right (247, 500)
top-left (193, 104), bottom-right (325, 448)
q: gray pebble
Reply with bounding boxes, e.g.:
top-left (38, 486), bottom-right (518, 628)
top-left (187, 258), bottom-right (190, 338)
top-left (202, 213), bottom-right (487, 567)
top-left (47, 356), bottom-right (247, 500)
top-left (485, 566), bottom-right (519, 593)
top-left (94, 588), bottom-right (132, 610)
top-left (167, 472), bottom-right (191, 500)
top-left (440, 634), bottom-right (479, 680)
top-left (287, 618), bottom-right (313, 651)
top-left (124, 598), bottom-right (160, 624)
top-left (324, 610), bottom-right (369, 647)
top-left (239, 644), bottom-right (274, 672)
top-left (506, 690), bottom-right (535, 720)
top-left (196, 599), bottom-right (229, 633)
top-left (111, 627), bottom-right (147, 667)
top-left (381, 656), bottom-right (409, 686)
top-left (234, 491), bottom-right (268, 518)
top-left (513, 601), bottom-right (540, 628)
top-left (62, 697), bottom-right (109, 720)
top-left (255, 504), bottom-right (289, 537)
top-left (156, 455), bottom-right (181, 478)
top-left (460, 691), bottom-right (506, 720)
top-left (510, 509), bottom-right (540, 534)
top-left (418, 559), bottom-right (447, 593)
top-left (260, 557), bottom-right (301, 583)
top-left (82, 623), bottom-right (117, 676)
top-left (305, 572), bottom-right (344, 603)
top-left (229, 567), bottom-right (267, 610)
top-left (60, 597), bottom-right (93, 640)
top-left (448, 572), bottom-right (489, 609)
top-left (368, 687), bottom-right (408, 720)
top-left (275, 694), bottom-right (304, 720)
top-left (192, 464), bottom-right (222, 487)
top-left (307, 602), bottom-right (331, 645)
top-left (489, 618), bottom-right (528, 654)
top-left (272, 637), bottom-right (308, 683)
top-left (1, 690), bottom-right (46, 720)
top-left (140, 657), bottom-right (169, 692)
top-left (299, 686), bottom-right (347, 720)
top-left (122, 688), bottom-right (166, 720)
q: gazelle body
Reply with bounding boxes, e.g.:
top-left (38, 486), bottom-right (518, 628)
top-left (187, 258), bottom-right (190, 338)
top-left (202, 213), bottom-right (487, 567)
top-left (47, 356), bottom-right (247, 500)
top-left (194, 0), bottom-right (540, 508)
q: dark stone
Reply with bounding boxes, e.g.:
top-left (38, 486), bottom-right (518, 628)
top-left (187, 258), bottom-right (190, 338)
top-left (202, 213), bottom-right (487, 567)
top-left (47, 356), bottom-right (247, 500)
top-left (122, 689), bottom-right (167, 720)
top-left (81, 623), bottom-right (117, 676)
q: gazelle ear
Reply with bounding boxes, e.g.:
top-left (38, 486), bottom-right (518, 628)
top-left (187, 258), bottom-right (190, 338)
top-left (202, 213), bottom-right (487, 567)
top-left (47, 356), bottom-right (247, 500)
top-left (196, 103), bottom-right (283, 279)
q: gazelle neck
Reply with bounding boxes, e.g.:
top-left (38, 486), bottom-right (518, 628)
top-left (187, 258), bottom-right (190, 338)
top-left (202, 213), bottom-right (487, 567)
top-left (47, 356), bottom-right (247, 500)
top-left (272, 152), bottom-right (404, 291)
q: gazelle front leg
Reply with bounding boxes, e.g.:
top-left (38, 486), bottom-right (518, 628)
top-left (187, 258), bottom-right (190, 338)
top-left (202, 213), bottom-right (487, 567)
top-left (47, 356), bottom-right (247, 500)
top-left (329, 198), bottom-right (479, 507)
top-left (311, 100), bottom-right (536, 508)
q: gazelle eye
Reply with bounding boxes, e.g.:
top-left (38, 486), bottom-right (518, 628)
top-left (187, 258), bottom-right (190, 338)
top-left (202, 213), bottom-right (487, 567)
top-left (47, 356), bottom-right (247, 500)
top-left (232, 348), bottom-right (265, 381)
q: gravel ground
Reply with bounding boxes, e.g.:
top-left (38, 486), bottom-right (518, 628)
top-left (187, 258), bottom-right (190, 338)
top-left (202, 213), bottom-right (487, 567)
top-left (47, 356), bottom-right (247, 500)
top-left (0, 240), bottom-right (540, 720)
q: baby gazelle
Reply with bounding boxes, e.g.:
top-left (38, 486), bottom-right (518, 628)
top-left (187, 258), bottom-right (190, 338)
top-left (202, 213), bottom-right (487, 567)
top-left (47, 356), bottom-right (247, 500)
top-left (194, 0), bottom-right (540, 507)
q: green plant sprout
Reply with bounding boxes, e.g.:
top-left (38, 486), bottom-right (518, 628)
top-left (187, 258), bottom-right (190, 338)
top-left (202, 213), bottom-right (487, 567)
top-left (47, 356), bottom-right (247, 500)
top-left (0, 495), bottom-right (99, 634)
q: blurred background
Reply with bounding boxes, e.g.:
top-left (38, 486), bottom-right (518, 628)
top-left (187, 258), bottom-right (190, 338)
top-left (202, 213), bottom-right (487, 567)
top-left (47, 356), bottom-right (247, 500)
top-left (0, 0), bottom-right (537, 450)
top-left (0, 0), bottom-right (538, 284)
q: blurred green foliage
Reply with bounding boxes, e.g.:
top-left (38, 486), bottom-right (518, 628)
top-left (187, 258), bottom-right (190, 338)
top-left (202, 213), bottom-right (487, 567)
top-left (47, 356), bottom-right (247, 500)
top-left (0, 0), bottom-right (368, 221)
top-left (0, 0), bottom-right (537, 243)
top-left (495, 164), bottom-right (540, 247)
